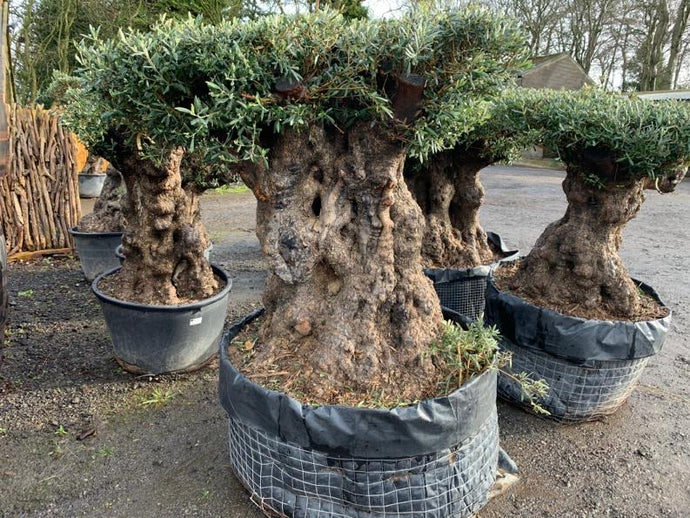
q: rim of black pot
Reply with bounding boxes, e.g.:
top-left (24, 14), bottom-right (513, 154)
top-left (77, 172), bottom-right (107, 177)
top-left (69, 226), bottom-right (124, 238)
top-left (219, 338), bottom-right (494, 416)
top-left (92, 264), bottom-right (232, 311)
top-left (220, 307), bottom-right (493, 415)
top-left (489, 260), bottom-right (670, 325)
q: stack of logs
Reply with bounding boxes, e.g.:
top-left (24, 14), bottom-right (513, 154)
top-left (0, 105), bottom-right (81, 256)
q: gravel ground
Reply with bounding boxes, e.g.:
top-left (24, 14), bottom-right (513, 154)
top-left (0, 166), bottom-right (688, 517)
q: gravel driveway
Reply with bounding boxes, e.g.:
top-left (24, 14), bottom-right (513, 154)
top-left (0, 165), bottom-right (688, 517)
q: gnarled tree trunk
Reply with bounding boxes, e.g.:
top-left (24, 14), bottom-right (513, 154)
top-left (505, 167), bottom-right (647, 318)
top-left (240, 125), bottom-right (444, 402)
top-left (109, 147), bottom-right (217, 305)
top-left (406, 150), bottom-right (494, 268)
top-left (77, 163), bottom-right (126, 233)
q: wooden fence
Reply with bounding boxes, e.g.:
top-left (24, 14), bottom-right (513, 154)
top-left (0, 105), bottom-right (81, 256)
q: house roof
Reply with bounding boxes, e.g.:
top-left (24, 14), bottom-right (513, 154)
top-left (522, 53), bottom-right (595, 85)
top-left (518, 53), bottom-right (595, 90)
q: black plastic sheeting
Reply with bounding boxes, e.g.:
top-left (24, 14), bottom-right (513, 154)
top-left (218, 309), bottom-right (504, 517)
top-left (485, 277), bottom-right (671, 365)
top-left (219, 309), bottom-right (496, 459)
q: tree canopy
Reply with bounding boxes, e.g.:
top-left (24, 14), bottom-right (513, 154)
top-left (11, 0), bottom-right (246, 104)
top-left (61, 6), bottom-right (528, 176)
top-left (503, 87), bottom-right (690, 182)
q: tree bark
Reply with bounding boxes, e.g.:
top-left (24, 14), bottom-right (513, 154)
top-left (239, 125), bottom-right (444, 402)
top-left (638, 0), bottom-right (669, 91)
top-left (406, 150), bottom-right (495, 269)
top-left (76, 163), bottom-right (126, 233)
top-left (504, 166), bottom-right (646, 318)
top-left (109, 148), bottom-right (217, 305)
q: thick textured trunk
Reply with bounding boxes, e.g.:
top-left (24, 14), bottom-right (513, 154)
top-left (110, 148), bottom-right (217, 305)
top-left (406, 151), bottom-right (494, 268)
top-left (505, 167), bottom-right (646, 318)
top-left (240, 125), bottom-right (444, 402)
top-left (77, 164), bottom-right (126, 233)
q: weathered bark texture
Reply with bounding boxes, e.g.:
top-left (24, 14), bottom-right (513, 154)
top-left (77, 164), bottom-right (126, 233)
top-left (405, 150), bottom-right (495, 268)
top-left (109, 148), bottom-right (217, 305)
top-left (505, 167), bottom-right (647, 318)
top-left (239, 125), bottom-right (444, 401)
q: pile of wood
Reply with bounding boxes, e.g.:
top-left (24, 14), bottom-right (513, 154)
top-left (0, 105), bottom-right (81, 256)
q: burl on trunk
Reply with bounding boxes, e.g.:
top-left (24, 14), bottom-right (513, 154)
top-left (406, 149), bottom-right (495, 268)
top-left (240, 125), bottom-right (444, 402)
top-left (109, 148), bottom-right (217, 305)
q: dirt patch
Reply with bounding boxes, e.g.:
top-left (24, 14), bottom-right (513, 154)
top-left (0, 190), bottom-right (267, 518)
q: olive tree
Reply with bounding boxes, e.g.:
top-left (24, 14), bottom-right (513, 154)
top-left (64, 7), bottom-right (529, 400)
top-left (62, 19), bottom-right (233, 305)
top-left (502, 88), bottom-right (690, 318)
top-left (405, 89), bottom-right (541, 268)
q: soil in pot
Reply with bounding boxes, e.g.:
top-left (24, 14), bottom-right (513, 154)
top-left (494, 260), bottom-right (669, 322)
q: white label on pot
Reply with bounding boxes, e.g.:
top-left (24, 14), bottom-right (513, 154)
top-left (189, 317), bottom-right (203, 326)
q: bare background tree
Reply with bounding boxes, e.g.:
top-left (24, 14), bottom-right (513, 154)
top-left (486, 0), bottom-right (690, 90)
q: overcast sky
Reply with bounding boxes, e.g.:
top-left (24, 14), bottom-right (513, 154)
top-left (362, 0), bottom-right (407, 18)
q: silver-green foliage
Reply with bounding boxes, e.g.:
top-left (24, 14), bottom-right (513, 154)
top-left (428, 319), bottom-right (549, 414)
top-left (501, 87), bottom-right (690, 182)
top-left (451, 87), bottom-right (544, 163)
top-left (60, 6), bottom-right (528, 174)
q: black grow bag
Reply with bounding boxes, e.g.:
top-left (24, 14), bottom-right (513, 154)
top-left (485, 276), bottom-right (671, 422)
top-left (93, 265), bottom-right (232, 374)
top-left (219, 309), bottom-right (500, 518)
top-left (424, 232), bottom-right (518, 322)
top-left (69, 227), bottom-right (123, 282)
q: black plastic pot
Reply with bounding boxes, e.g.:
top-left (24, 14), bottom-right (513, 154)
top-left (485, 275), bottom-right (671, 423)
top-left (93, 265), bottom-right (232, 374)
top-left (114, 244), bottom-right (125, 265)
top-left (219, 309), bottom-right (501, 518)
top-left (69, 227), bottom-right (123, 282)
top-left (425, 232), bottom-right (518, 322)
